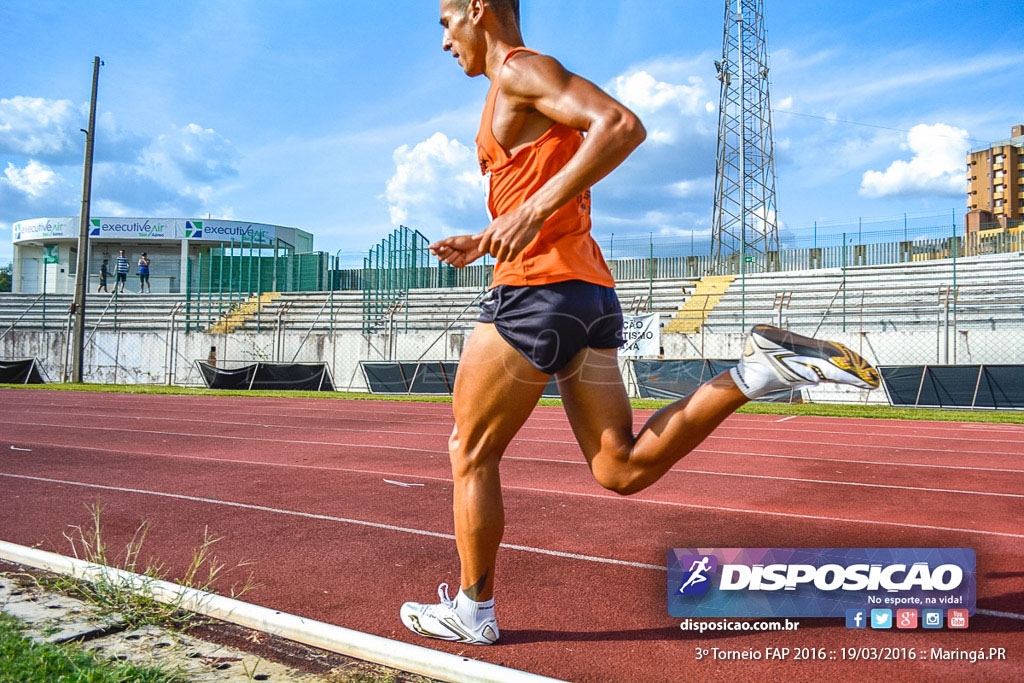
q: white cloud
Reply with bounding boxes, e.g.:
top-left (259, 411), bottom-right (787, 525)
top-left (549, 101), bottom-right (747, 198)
top-left (607, 71), bottom-right (708, 145)
top-left (142, 122), bottom-right (239, 184)
top-left (0, 100), bottom-right (241, 224)
top-left (4, 160), bottom-right (57, 198)
top-left (383, 132), bottom-right (487, 235)
top-left (670, 178), bottom-right (713, 198)
top-left (0, 97), bottom-right (79, 159)
top-left (860, 123), bottom-right (969, 198)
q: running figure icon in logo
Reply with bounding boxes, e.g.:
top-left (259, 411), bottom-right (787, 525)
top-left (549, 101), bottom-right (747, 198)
top-left (678, 555), bottom-right (718, 596)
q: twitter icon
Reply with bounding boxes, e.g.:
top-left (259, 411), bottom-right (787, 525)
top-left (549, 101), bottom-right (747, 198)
top-left (870, 609), bottom-right (893, 629)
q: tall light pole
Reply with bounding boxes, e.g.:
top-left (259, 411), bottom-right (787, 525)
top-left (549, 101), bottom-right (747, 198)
top-left (72, 56), bottom-right (102, 383)
top-left (711, 0), bottom-right (779, 273)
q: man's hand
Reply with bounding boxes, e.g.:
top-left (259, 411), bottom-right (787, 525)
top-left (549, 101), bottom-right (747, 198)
top-left (474, 204), bottom-right (545, 262)
top-left (430, 234), bottom-right (486, 268)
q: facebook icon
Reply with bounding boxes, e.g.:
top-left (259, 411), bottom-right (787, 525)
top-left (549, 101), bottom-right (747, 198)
top-left (845, 609), bottom-right (867, 629)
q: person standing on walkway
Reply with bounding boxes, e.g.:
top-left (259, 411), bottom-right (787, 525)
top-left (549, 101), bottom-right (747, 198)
top-left (98, 259), bottom-right (109, 293)
top-left (138, 252), bottom-right (151, 293)
top-left (115, 250), bottom-right (129, 293)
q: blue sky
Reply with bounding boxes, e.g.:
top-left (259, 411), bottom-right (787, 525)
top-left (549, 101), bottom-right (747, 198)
top-left (2, 0), bottom-right (1022, 265)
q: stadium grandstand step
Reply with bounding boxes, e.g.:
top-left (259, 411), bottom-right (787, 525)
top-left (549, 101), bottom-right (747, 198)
top-left (664, 275), bottom-right (734, 334)
top-left (206, 292), bottom-right (282, 334)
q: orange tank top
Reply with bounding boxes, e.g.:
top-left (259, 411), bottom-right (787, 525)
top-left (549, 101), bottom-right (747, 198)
top-left (476, 47), bottom-right (614, 289)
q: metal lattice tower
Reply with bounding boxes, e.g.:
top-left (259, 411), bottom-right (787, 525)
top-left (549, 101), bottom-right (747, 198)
top-left (711, 0), bottom-right (779, 271)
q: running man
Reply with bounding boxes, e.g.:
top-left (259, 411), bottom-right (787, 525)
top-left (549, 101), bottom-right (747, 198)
top-left (114, 250), bottom-right (129, 293)
top-left (400, 0), bottom-right (880, 645)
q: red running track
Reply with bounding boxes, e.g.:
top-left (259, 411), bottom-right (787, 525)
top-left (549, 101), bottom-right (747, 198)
top-left (0, 388), bottom-right (1021, 681)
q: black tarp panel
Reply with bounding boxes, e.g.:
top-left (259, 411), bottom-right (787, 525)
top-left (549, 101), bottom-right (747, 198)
top-left (361, 361), bottom-right (561, 397)
top-left (404, 362), bottom-right (456, 394)
top-left (0, 358), bottom-right (45, 384)
top-left (197, 362), bottom-right (334, 391)
top-left (881, 365), bottom-right (1024, 409)
top-left (361, 362), bottom-right (411, 394)
top-left (198, 362), bottom-right (257, 390)
top-left (878, 366), bottom-right (926, 406)
top-left (252, 363), bottom-right (334, 391)
top-left (980, 366), bottom-right (1024, 409)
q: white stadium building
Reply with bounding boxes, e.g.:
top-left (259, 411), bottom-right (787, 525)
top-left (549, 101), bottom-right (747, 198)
top-left (10, 216), bottom-right (313, 294)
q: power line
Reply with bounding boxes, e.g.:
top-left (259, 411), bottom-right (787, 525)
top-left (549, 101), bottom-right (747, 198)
top-left (774, 109), bottom-right (988, 144)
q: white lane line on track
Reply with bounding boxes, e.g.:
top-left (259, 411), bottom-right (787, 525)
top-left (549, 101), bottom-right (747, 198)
top-left (501, 455), bottom-right (1024, 497)
top-left (13, 423), bottom-right (1021, 475)
top-left (665, 469), bottom-right (1024, 499)
top-left (0, 472), bottom-right (662, 571)
top-left (6, 401), bottom-right (1023, 440)
top-left (7, 436), bottom-right (1024, 510)
top-left (3, 470), bottom-right (1023, 550)
top-left (689, 450), bottom-right (1024, 475)
top-left (5, 427), bottom-right (1023, 499)
top-left (977, 608), bottom-right (1024, 621)
top-left (10, 403), bottom-right (1024, 443)
top-left (2, 416), bottom-right (1022, 460)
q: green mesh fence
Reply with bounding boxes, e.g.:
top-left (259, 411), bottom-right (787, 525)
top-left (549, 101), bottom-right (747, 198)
top-left (361, 226), bottom-right (458, 333)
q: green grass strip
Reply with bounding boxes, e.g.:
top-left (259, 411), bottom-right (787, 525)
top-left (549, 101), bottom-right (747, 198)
top-left (0, 612), bottom-right (177, 682)
top-left (1, 382), bottom-right (1021, 424)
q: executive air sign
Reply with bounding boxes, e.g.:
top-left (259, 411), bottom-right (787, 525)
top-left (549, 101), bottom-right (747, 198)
top-left (667, 548), bottom-right (976, 618)
top-left (13, 217), bottom-right (279, 244)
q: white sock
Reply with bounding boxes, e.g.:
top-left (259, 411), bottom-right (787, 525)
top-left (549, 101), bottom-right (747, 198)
top-left (454, 589), bottom-right (495, 627)
top-left (730, 363), bottom-right (770, 400)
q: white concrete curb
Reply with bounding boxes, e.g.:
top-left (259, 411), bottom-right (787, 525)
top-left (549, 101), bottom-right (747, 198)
top-left (0, 540), bottom-right (563, 683)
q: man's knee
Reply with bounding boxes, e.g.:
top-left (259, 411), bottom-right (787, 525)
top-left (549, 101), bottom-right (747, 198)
top-left (590, 446), bottom-right (645, 496)
top-left (448, 429), bottom-right (504, 478)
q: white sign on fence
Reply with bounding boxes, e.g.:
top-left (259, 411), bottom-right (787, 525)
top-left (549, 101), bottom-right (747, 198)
top-left (621, 313), bottom-right (660, 357)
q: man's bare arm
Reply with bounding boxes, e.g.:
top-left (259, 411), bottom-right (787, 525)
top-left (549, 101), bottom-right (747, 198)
top-left (475, 53), bottom-right (646, 262)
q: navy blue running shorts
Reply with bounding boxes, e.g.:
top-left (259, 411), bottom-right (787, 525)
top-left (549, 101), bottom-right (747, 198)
top-left (477, 279), bottom-right (624, 375)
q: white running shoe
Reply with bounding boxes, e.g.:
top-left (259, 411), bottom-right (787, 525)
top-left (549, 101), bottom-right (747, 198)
top-left (400, 584), bottom-right (500, 645)
top-left (730, 324), bottom-right (880, 399)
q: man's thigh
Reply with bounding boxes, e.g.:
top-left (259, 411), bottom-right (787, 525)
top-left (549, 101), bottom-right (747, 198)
top-left (555, 347), bottom-right (633, 463)
top-left (451, 323), bottom-right (550, 455)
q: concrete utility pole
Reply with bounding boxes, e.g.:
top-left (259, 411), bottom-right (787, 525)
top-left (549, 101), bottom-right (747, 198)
top-left (72, 56), bottom-right (102, 383)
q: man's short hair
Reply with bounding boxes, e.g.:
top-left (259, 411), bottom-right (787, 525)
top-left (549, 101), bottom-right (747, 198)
top-left (455, 0), bottom-right (519, 25)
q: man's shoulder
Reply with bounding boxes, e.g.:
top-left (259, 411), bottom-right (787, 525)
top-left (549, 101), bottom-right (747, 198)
top-left (498, 50), bottom-right (568, 97)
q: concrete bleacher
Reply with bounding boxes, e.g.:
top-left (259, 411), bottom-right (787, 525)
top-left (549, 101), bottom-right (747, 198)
top-left (0, 291), bottom-right (236, 333)
top-left (3, 251), bottom-right (1019, 339)
top-left (696, 252), bottom-right (1024, 335)
top-left (227, 277), bottom-right (695, 334)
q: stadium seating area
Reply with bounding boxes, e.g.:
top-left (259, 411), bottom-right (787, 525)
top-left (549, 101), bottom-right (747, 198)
top-left (0, 291), bottom-right (232, 333)
top-left (2, 252), bottom-right (1021, 339)
top-left (696, 252), bottom-right (1024, 335)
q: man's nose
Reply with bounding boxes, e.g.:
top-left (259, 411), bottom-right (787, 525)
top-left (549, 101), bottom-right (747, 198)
top-left (442, 32), bottom-right (452, 52)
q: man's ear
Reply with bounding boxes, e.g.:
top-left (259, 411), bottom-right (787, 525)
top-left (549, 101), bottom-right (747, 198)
top-left (468, 0), bottom-right (485, 26)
